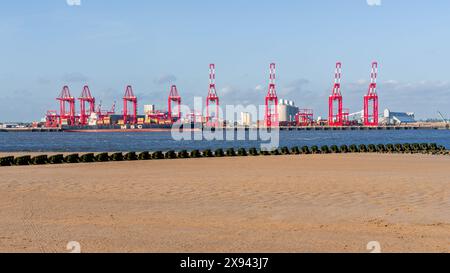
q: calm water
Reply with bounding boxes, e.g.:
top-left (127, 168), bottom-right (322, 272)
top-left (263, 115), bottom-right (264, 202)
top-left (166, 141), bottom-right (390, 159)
top-left (0, 130), bottom-right (449, 152)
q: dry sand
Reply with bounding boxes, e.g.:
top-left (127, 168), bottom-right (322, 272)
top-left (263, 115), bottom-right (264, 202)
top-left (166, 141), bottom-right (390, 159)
top-left (0, 154), bottom-right (449, 253)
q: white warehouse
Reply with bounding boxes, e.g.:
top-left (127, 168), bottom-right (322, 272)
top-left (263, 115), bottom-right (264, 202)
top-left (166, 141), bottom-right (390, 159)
top-left (382, 109), bottom-right (417, 125)
top-left (278, 99), bottom-right (299, 123)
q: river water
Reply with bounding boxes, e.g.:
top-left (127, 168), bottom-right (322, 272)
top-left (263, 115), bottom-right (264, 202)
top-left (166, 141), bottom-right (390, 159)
top-left (0, 130), bottom-right (449, 152)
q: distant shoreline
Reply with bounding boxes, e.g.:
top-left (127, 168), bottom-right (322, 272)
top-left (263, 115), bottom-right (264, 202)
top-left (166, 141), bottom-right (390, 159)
top-left (0, 124), bottom-right (449, 133)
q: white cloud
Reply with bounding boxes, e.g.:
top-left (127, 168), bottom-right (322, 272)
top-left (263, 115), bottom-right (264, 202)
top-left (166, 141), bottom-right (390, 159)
top-left (279, 78), bottom-right (310, 98)
top-left (220, 86), bottom-right (236, 95)
top-left (66, 0), bottom-right (81, 6)
top-left (367, 0), bottom-right (382, 6)
top-left (153, 74), bottom-right (177, 85)
top-left (345, 79), bottom-right (450, 118)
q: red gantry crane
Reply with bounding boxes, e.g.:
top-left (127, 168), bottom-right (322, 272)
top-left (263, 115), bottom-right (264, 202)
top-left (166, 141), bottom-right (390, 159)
top-left (96, 101), bottom-right (116, 117)
top-left (95, 100), bottom-right (116, 125)
top-left (265, 63), bottom-right (279, 127)
top-left (168, 85), bottom-right (181, 122)
top-left (57, 85), bottom-right (76, 126)
top-left (206, 64), bottom-right (220, 127)
top-left (364, 61), bottom-right (379, 126)
top-left (329, 62), bottom-right (344, 126)
top-left (296, 109), bottom-right (314, 126)
top-left (108, 101), bottom-right (116, 116)
top-left (78, 85), bottom-right (95, 126)
top-left (45, 110), bottom-right (60, 128)
top-left (123, 85), bottom-right (137, 125)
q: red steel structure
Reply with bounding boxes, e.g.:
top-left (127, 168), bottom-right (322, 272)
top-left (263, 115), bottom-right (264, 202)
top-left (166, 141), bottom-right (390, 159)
top-left (57, 86), bottom-right (76, 125)
top-left (265, 63), bottom-right (279, 127)
top-left (109, 101), bottom-right (116, 115)
top-left (206, 64), bottom-right (219, 127)
top-left (95, 101), bottom-right (116, 125)
top-left (97, 101), bottom-right (116, 116)
top-left (295, 109), bottom-right (314, 126)
top-left (329, 62), bottom-right (344, 126)
top-left (78, 85), bottom-right (96, 126)
top-left (343, 108), bottom-right (350, 125)
top-left (45, 110), bottom-right (60, 128)
top-left (44, 62), bottom-right (382, 129)
top-left (187, 111), bottom-right (203, 123)
top-left (123, 85), bottom-right (137, 125)
top-left (168, 85), bottom-right (182, 121)
top-left (364, 61), bottom-right (379, 126)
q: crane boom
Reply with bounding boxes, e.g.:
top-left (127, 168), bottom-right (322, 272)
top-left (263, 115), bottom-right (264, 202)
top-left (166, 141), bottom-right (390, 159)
top-left (438, 111), bottom-right (449, 124)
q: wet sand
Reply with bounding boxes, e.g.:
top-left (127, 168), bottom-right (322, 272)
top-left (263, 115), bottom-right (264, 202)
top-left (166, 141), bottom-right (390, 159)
top-left (0, 154), bottom-right (449, 253)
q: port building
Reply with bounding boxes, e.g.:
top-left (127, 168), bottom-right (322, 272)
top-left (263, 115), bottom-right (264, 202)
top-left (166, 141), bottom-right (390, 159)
top-left (383, 109), bottom-right (416, 125)
top-left (278, 99), bottom-right (299, 123)
top-left (240, 112), bottom-right (252, 126)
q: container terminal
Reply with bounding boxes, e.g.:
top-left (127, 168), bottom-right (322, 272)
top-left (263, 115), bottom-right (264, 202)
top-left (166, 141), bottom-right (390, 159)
top-left (2, 62), bottom-right (449, 133)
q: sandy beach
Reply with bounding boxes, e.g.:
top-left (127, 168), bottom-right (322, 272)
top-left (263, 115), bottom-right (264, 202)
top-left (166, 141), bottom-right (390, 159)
top-left (0, 154), bottom-right (449, 253)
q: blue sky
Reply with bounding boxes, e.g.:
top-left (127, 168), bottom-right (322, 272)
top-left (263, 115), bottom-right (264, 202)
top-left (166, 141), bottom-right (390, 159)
top-left (0, 0), bottom-right (449, 121)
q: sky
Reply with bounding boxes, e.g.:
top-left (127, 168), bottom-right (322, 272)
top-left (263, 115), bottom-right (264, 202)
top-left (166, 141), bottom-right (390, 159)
top-left (0, 0), bottom-right (450, 121)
